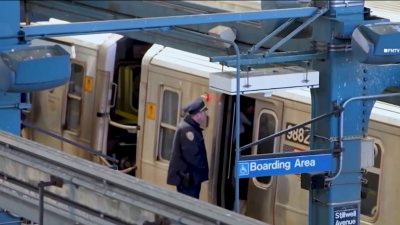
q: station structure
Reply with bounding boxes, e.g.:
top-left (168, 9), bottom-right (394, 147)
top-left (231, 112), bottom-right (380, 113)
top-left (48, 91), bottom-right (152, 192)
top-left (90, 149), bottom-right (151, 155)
top-left (0, 1), bottom-right (400, 224)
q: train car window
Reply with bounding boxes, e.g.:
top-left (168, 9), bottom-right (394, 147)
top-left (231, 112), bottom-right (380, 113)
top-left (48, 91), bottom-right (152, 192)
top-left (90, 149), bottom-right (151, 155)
top-left (115, 65), bottom-right (141, 124)
top-left (65, 62), bottom-right (84, 132)
top-left (361, 140), bottom-right (382, 220)
top-left (255, 110), bottom-right (277, 185)
top-left (158, 89), bottom-right (180, 161)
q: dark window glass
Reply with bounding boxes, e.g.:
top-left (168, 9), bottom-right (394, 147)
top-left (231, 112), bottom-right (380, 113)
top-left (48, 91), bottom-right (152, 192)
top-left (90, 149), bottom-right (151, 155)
top-left (65, 63), bottom-right (84, 132)
top-left (361, 142), bottom-right (382, 218)
top-left (256, 112), bottom-right (276, 184)
top-left (158, 90), bottom-right (179, 161)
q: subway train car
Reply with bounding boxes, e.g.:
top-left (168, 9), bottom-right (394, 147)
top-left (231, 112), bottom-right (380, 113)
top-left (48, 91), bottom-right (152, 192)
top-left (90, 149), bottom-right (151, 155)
top-left (24, 33), bottom-right (399, 225)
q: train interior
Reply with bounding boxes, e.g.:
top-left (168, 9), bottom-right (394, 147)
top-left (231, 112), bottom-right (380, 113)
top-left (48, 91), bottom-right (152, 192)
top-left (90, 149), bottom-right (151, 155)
top-left (106, 38), bottom-right (152, 175)
top-left (216, 95), bottom-right (256, 210)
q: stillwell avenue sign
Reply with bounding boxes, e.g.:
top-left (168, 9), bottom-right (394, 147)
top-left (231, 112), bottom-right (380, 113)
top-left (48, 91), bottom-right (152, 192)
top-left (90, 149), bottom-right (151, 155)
top-left (238, 149), bottom-right (333, 178)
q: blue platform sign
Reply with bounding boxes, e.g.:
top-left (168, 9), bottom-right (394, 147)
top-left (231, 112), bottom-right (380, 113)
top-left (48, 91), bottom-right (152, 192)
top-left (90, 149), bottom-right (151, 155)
top-left (238, 154), bottom-right (332, 178)
top-left (334, 204), bottom-right (358, 225)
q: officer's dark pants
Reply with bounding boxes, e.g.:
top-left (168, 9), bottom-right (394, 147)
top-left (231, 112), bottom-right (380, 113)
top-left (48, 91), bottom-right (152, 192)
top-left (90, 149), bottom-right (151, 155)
top-left (177, 183), bottom-right (201, 199)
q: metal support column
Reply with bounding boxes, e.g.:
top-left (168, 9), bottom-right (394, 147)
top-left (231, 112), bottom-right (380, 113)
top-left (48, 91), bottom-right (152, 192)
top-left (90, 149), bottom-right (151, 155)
top-left (310, 26), bottom-right (400, 225)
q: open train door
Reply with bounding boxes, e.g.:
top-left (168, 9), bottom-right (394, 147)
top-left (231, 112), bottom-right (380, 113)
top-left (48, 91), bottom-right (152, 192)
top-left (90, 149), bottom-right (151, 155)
top-left (93, 38), bottom-right (150, 175)
top-left (246, 97), bottom-right (283, 224)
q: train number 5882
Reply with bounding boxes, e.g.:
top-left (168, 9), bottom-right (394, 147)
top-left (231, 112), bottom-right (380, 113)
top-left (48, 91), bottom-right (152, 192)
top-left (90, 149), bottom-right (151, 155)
top-left (285, 123), bottom-right (310, 146)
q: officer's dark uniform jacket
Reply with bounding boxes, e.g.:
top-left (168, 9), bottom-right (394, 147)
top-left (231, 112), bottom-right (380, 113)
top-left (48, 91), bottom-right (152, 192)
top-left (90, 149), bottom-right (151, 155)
top-left (167, 115), bottom-right (209, 186)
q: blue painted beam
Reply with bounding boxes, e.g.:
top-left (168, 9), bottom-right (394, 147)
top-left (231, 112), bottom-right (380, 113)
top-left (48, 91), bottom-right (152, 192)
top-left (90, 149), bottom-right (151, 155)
top-left (0, 2), bottom-right (20, 49)
top-left (21, 7), bottom-right (318, 39)
top-left (210, 51), bottom-right (326, 66)
top-left (0, 1), bottom-right (23, 138)
top-left (26, 1), bottom-right (314, 56)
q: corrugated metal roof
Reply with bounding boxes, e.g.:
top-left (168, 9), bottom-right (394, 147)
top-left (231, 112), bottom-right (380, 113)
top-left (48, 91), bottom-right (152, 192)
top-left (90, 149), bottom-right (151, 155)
top-left (365, 1), bottom-right (400, 22)
top-left (192, 1), bottom-right (399, 22)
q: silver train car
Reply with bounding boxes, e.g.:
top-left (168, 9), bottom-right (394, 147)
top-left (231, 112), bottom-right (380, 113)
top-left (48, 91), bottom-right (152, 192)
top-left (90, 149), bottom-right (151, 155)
top-left (24, 33), bottom-right (399, 225)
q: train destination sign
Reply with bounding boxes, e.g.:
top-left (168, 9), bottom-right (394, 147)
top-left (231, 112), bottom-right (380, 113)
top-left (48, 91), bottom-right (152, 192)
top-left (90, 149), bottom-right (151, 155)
top-left (238, 153), bottom-right (333, 178)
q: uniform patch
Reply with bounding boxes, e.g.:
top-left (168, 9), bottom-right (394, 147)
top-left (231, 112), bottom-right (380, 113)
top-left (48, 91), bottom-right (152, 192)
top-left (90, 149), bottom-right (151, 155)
top-left (185, 131), bottom-right (194, 141)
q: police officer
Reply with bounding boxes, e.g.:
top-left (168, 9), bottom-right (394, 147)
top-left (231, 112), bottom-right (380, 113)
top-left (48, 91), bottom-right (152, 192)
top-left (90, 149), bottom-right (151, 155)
top-left (167, 97), bottom-right (209, 198)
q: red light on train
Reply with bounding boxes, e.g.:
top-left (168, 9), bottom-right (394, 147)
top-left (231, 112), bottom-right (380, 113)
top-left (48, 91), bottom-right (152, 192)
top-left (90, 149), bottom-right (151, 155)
top-left (201, 92), bottom-right (220, 103)
top-left (201, 93), bottom-right (210, 102)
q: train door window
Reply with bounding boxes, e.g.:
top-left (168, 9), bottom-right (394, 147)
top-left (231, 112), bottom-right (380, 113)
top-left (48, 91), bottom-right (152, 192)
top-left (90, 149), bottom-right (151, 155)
top-left (361, 140), bottom-right (383, 220)
top-left (254, 109), bottom-right (278, 185)
top-left (65, 62), bottom-right (84, 133)
top-left (158, 88), bottom-right (180, 161)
